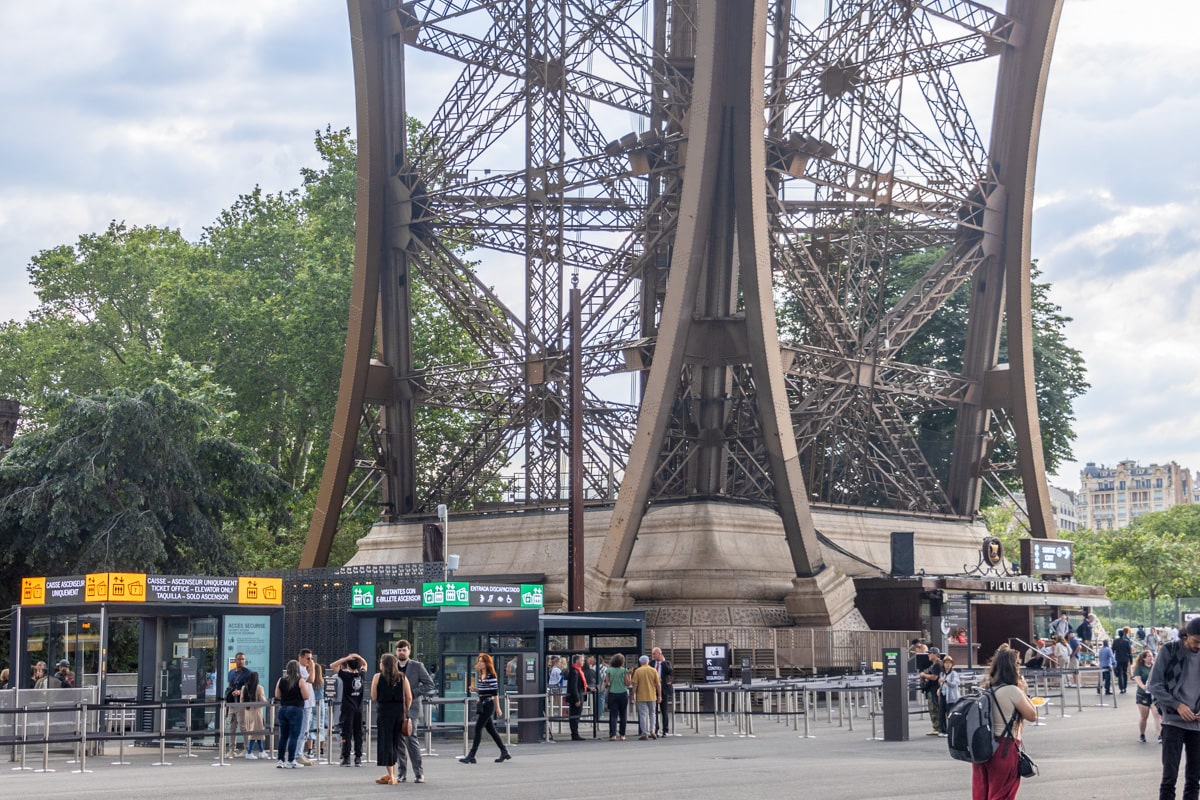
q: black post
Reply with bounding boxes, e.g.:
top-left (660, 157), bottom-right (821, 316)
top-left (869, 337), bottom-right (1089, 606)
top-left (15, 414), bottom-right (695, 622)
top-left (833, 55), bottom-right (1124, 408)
top-left (567, 281), bottom-right (585, 612)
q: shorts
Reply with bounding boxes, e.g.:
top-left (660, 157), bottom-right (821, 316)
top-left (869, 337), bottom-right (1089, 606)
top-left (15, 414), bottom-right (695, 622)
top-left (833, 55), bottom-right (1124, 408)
top-left (1136, 691), bottom-right (1154, 708)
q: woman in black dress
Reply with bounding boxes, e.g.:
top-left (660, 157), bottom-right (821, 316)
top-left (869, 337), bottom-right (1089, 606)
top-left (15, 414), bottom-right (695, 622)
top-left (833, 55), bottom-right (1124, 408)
top-left (370, 653), bottom-right (412, 784)
top-left (459, 653), bottom-right (511, 764)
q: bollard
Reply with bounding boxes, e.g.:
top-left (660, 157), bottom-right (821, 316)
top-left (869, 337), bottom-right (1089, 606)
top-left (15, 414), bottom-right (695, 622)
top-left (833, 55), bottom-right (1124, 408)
top-left (73, 705), bottom-right (93, 774)
top-left (212, 702), bottom-right (227, 766)
top-left (421, 699), bottom-right (438, 758)
top-left (35, 706), bottom-right (55, 773)
top-left (184, 704), bottom-right (196, 759)
top-left (112, 702), bottom-right (132, 765)
top-left (153, 704), bottom-right (172, 766)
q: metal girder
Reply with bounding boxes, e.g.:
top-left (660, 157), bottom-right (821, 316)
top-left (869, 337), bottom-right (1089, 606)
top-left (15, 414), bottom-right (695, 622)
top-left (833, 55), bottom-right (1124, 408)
top-left (306, 0), bottom-right (1064, 567)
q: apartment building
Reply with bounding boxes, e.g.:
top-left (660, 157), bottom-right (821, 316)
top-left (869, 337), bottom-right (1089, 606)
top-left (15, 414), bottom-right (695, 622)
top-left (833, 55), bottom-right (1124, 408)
top-left (1077, 460), bottom-right (1195, 530)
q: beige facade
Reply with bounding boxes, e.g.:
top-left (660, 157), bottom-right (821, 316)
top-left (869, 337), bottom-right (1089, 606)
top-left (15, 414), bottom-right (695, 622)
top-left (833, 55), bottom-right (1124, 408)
top-left (1077, 460), bottom-right (1195, 530)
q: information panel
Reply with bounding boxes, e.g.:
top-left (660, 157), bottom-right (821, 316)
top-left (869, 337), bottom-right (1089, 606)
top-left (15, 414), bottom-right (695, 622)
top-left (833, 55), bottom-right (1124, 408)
top-left (223, 615), bottom-right (272, 683)
top-left (1020, 539), bottom-right (1074, 576)
top-left (703, 643), bottom-right (730, 683)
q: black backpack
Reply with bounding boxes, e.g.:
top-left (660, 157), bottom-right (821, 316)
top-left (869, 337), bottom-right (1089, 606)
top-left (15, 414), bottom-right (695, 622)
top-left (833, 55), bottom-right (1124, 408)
top-left (946, 689), bottom-right (1019, 764)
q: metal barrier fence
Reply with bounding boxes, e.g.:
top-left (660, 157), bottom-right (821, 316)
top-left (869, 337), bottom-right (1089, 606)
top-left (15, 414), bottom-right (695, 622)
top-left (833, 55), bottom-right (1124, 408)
top-left (0, 669), bottom-right (1129, 773)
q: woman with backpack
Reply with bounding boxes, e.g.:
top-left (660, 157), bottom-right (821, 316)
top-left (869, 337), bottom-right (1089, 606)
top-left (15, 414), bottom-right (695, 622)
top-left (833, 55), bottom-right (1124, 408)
top-left (973, 646), bottom-right (1037, 800)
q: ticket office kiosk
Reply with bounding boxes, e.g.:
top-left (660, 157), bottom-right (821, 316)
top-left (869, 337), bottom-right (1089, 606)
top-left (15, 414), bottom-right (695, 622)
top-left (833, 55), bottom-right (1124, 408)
top-left (13, 573), bottom-right (283, 737)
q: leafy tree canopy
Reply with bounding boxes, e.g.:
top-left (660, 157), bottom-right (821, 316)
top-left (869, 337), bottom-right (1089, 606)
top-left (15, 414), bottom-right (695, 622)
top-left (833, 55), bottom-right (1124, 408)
top-left (0, 383), bottom-right (291, 603)
top-left (0, 125), bottom-right (482, 577)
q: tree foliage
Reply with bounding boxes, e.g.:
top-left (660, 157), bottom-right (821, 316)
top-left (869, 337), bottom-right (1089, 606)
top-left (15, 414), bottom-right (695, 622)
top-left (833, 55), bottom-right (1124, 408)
top-left (0, 125), bottom-right (482, 579)
top-left (0, 384), bottom-right (291, 604)
top-left (1074, 506), bottom-right (1200, 613)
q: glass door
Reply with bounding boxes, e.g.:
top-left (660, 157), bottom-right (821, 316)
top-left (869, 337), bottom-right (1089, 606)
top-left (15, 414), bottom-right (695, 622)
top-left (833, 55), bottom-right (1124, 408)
top-left (161, 616), bottom-right (218, 735)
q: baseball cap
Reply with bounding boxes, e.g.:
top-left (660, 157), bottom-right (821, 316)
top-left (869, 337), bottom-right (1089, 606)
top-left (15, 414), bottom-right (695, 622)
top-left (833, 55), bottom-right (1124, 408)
top-left (56, 659), bottom-right (70, 668)
top-left (1186, 617), bottom-right (1200, 637)
top-left (928, 647), bottom-right (940, 655)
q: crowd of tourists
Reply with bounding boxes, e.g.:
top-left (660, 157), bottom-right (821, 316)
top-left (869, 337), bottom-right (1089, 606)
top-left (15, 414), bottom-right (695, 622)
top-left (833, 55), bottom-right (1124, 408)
top-left (909, 611), bottom-right (1200, 800)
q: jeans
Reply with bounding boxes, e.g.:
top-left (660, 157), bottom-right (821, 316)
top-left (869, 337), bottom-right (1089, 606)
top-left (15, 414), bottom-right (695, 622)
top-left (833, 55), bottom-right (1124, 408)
top-left (277, 705), bottom-right (304, 764)
top-left (636, 701), bottom-right (657, 737)
top-left (1160, 724), bottom-right (1200, 800)
top-left (608, 692), bottom-right (628, 738)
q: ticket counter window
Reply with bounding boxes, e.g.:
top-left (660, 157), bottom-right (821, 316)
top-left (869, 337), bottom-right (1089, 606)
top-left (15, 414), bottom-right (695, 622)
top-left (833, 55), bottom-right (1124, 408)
top-left (21, 612), bottom-right (101, 689)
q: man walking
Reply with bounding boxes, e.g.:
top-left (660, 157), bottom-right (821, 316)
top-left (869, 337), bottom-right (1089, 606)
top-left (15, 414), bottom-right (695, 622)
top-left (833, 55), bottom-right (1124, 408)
top-left (631, 655), bottom-right (661, 740)
top-left (650, 647), bottom-right (673, 736)
top-left (1149, 616), bottom-right (1200, 800)
top-left (1114, 630), bottom-right (1134, 693)
top-left (395, 640), bottom-right (435, 783)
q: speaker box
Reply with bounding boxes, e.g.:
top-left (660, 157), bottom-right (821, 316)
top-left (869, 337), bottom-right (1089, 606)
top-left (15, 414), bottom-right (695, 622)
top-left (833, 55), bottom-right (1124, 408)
top-left (890, 531), bottom-right (914, 576)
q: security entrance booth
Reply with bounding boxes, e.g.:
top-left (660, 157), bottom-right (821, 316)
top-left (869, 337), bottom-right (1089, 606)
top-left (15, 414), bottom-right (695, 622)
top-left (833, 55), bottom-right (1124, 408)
top-left (11, 573), bottom-right (284, 737)
top-left (344, 576), bottom-right (644, 742)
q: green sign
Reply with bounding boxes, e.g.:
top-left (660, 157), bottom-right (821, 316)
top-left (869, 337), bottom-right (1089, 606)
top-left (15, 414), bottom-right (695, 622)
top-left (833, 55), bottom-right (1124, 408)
top-left (422, 581), bottom-right (470, 606)
top-left (351, 584), bottom-right (375, 609)
top-left (520, 584), bottom-right (544, 608)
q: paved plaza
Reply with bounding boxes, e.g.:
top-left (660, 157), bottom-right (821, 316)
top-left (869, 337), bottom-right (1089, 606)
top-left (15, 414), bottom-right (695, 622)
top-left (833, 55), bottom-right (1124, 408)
top-left (0, 695), bottom-right (1166, 799)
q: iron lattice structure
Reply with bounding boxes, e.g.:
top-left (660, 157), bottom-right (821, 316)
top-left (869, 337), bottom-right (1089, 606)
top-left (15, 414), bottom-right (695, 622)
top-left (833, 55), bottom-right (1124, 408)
top-left (304, 0), bottom-right (1062, 578)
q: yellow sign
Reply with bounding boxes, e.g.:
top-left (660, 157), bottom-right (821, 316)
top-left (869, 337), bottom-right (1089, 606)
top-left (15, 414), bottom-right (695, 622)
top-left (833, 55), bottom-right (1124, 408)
top-left (85, 573), bottom-right (109, 601)
top-left (85, 572), bottom-right (148, 602)
top-left (107, 572), bottom-right (147, 602)
top-left (21, 577), bottom-right (46, 606)
top-left (238, 577), bottom-right (282, 605)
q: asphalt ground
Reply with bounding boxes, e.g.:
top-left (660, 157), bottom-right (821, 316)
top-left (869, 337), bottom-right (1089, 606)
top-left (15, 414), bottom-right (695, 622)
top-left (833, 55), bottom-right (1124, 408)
top-left (0, 694), bottom-right (1167, 799)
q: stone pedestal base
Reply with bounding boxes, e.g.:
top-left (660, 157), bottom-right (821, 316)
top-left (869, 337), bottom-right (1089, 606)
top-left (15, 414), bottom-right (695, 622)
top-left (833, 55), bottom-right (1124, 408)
top-left (584, 567), bottom-right (633, 611)
top-left (784, 569), bottom-right (859, 627)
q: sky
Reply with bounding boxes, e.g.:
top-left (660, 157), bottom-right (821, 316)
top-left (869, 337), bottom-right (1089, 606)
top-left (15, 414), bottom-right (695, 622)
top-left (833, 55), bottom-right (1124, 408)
top-left (1, 1), bottom-right (1198, 494)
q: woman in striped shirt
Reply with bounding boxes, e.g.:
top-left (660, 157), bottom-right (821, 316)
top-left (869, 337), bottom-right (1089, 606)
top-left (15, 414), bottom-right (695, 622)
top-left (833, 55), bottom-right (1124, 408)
top-left (459, 653), bottom-right (511, 764)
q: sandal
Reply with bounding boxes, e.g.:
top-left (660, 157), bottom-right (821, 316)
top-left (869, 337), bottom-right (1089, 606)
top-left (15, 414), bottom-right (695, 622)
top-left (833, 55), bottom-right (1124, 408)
top-left (376, 775), bottom-right (395, 784)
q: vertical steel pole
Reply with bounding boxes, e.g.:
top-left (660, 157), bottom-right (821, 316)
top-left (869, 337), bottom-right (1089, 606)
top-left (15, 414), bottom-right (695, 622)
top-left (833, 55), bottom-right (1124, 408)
top-left (568, 282), bottom-right (584, 611)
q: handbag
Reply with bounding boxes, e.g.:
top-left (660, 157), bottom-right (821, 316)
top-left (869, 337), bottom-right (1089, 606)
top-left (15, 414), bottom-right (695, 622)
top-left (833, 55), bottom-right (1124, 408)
top-left (1017, 747), bottom-right (1038, 778)
top-left (402, 717), bottom-right (414, 737)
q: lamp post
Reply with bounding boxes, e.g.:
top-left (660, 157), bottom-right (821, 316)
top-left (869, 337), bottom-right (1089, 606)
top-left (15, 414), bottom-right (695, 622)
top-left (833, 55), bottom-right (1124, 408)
top-left (437, 504), bottom-right (449, 581)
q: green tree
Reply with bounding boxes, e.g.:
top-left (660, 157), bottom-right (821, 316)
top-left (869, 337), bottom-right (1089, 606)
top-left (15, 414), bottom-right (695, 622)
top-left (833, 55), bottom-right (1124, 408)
top-left (0, 223), bottom-right (193, 421)
top-left (0, 384), bottom-right (291, 606)
top-left (1095, 507), bottom-right (1200, 618)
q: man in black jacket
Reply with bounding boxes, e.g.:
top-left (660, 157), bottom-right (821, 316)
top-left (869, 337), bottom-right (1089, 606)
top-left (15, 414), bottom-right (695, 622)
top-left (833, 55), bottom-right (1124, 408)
top-left (651, 647), bottom-right (674, 736)
top-left (566, 654), bottom-right (587, 740)
top-left (1113, 630), bottom-right (1134, 693)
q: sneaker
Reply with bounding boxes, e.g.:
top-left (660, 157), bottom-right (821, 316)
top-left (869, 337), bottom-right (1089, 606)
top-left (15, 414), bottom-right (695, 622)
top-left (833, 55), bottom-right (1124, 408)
top-left (296, 756), bottom-right (315, 767)
top-left (1159, 735), bottom-right (1164, 743)
top-left (1140, 734), bottom-right (1147, 743)
top-left (285, 761), bottom-right (300, 769)
top-left (354, 756), bottom-right (362, 767)
top-left (340, 757), bottom-right (351, 767)
top-left (246, 752), bottom-right (258, 760)
top-left (276, 761), bottom-right (285, 769)
top-left (415, 775), bottom-right (425, 784)
top-left (926, 730), bottom-right (940, 736)
top-left (938, 733), bottom-right (948, 738)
